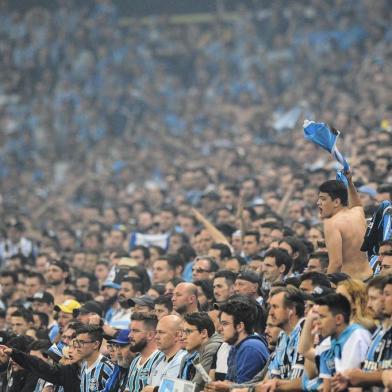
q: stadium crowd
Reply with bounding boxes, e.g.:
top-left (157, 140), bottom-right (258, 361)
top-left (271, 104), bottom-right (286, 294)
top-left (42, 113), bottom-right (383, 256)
top-left (0, 0), bottom-right (391, 391)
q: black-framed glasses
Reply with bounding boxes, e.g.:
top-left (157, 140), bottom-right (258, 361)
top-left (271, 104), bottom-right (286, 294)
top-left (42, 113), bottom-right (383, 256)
top-left (72, 339), bottom-right (96, 348)
top-left (181, 328), bottom-right (198, 336)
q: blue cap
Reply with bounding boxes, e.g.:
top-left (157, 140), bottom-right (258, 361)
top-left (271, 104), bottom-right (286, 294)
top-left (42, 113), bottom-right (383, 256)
top-left (109, 329), bottom-right (131, 345)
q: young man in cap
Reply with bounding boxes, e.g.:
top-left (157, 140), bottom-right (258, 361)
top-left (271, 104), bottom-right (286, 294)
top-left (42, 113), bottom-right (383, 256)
top-left (128, 295), bottom-right (155, 314)
top-left (54, 299), bottom-right (81, 331)
top-left (73, 301), bottom-right (104, 325)
top-left (29, 291), bottom-right (59, 342)
top-left (104, 329), bottom-right (134, 392)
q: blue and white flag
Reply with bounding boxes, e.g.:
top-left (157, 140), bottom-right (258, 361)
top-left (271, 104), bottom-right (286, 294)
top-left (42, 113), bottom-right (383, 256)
top-left (303, 120), bottom-right (350, 172)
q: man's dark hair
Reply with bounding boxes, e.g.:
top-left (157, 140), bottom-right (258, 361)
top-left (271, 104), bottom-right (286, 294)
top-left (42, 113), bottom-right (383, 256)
top-left (194, 280), bottom-right (214, 300)
top-left (0, 271), bottom-right (18, 284)
top-left (244, 230), bottom-right (260, 244)
top-left (219, 298), bottom-right (257, 335)
top-left (270, 287), bottom-right (305, 318)
top-left (183, 312), bottom-right (215, 338)
top-left (154, 295), bottom-right (173, 312)
top-left (7, 335), bottom-right (35, 353)
top-left (380, 239), bottom-right (392, 248)
top-left (264, 248), bottom-right (292, 275)
top-left (194, 256), bottom-right (219, 273)
top-left (11, 309), bottom-right (33, 323)
top-left (279, 237), bottom-right (309, 274)
top-left (214, 270), bottom-right (237, 285)
top-left (319, 180), bottom-right (348, 206)
top-left (382, 275), bottom-right (392, 290)
top-left (26, 271), bottom-right (46, 285)
top-left (33, 311), bottom-right (49, 328)
top-left (128, 265), bottom-right (151, 293)
top-left (300, 271), bottom-right (331, 288)
top-left (121, 276), bottom-right (143, 294)
top-left (260, 221), bottom-right (282, 231)
top-left (28, 339), bottom-right (51, 353)
top-left (314, 293), bottom-right (351, 324)
top-left (210, 243), bottom-right (232, 260)
top-left (75, 324), bottom-right (104, 346)
top-left (131, 312), bottom-right (158, 330)
top-left (308, 252), bottom-right (329, 270)
top-left (366, 275), bottom-right (386, 291)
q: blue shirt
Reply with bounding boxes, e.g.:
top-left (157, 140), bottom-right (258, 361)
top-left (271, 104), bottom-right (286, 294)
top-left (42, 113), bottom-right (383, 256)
top-left (80, 354), bottom-right (114, 392)
top-left (226, 334), bottom-right (269, 383)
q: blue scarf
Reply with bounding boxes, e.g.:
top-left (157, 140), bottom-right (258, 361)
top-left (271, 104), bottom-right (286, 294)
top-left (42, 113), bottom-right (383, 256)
top-left (328, 323), bottom-right (363, 361)
top-left (180, 351), bottom-right (199, 380)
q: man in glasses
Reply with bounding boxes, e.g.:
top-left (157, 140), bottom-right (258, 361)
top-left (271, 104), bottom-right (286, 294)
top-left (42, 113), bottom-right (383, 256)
top-left (192, 256), bottom-right (219, 282)
top-left (73, 324), bottom-right (114, 392)
top-left (178, 312), bottom-right (223, 392)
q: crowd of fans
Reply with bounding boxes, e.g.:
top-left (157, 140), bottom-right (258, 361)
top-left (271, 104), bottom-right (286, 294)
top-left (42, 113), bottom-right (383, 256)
top-left (0, 0), bottom-right (391, 391)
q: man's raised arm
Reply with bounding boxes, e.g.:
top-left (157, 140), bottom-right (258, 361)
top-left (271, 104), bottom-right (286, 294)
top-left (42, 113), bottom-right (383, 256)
top-left (346, 171), bottom-right (362, 209)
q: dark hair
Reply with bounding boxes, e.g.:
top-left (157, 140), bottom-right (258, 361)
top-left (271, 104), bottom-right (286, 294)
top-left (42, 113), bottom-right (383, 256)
top-left (382, 275), bottom-right (392, 290)
top-left (28, 339), bottom-right (51, 353)
top-left (270, 287), bottom-right (305, 318)
top-left (210, 243), bottom-right (232, 260)
top-left (193, 280), bottom-right (214, 310)
top-left (279, 237), bottom-right (309, 274)
top-left (300, 271), bottom-right (331, 288)
top-left (33, 312), bottom-right (49, 328)
top-left (149, 284), bottom-right (166, 296)
top-left (264, 248), bottom-right (292, 275)
top-left (314, 293), bottom-right (351, 324)
top-left (319, 180), bottom-right (348, 206)
top-left (194, 256), bottom-right (219, 273)
top-left (11, 309), bottom-right (33, 323)
top-left (177, 244), bottom-right (197, 264)
top-left (130, 245), bottom-right (151, 260)
top-left (26, 272), bottom-right (46, 285)
top-left (121, 276), bottom-right (143, 293)
top-left (214, 270), bottom-right (237, 285)
top-left (308, 252), bottom-right (329, 270)
top-left (130, 312), bottom-right (158, 330)
top-left (128, 265), bottom-right (151, 293)
top-left (154, 295), bottom-right (173, 312)
top-left (366, 275), bottom-right (386, 291)
top-left (75, 324), bottom-right (104, 346)
top-left (8, 335), bottom-right (35, 353)
top-left (0, 271), bottom-right (18, 284)
top-left (183, 312), bottom-right (215, 338)
top-left (149, 245), bottom-right (165, 257)
top-left (219, 298), bottom-right (257, 335)
top-left (168, 277), bottom-right (185, 287)
top-left (244, 230), bottom-right (260, 243)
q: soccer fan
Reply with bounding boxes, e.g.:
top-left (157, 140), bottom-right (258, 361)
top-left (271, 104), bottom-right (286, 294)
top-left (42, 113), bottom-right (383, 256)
top-left (143, 315), bottom-right (186, 391)
top-left (126, 313), bottom-right (164, 392)
top-left (213, 270), bottom-right (237, 304)
top-left (305, 252), bottom-right (329, 273)
top-left (317, 177), bottom-right (373, 280)
top-left (261, 249), bottom-right (293, 291)
top-left (179, 312), bottom-right (223, 392)
top-left (172, 282), bottom-right (199, 315)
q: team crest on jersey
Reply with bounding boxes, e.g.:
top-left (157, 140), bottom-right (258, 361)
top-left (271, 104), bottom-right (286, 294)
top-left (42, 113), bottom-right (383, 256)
top-left (89, 378), bottom-right (98, 391)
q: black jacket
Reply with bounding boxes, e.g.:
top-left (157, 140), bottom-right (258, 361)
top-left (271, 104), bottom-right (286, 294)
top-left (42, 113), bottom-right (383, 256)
top-left (10, 349), bottom-right (80, 392)
top-left (0, 366), bottom-right (38, 392)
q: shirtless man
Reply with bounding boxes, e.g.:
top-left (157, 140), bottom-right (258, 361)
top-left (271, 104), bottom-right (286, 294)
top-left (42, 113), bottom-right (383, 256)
top-left (317, 174), bottom-right (373, 280)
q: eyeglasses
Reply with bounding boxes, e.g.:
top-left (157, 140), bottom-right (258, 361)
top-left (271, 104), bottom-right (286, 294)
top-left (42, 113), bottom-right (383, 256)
top-left (192, 268), bottom-right (210, 274)
top-left (72, 339), bottom-right (96, 348)
top-left (181, 328), bottom-right (198, 336)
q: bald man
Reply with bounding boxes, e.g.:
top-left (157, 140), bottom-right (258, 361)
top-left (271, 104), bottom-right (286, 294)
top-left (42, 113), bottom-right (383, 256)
top-left (172, 282), bottom-right (199, 315)
top-left (142, 315), bottom-right (187, 392)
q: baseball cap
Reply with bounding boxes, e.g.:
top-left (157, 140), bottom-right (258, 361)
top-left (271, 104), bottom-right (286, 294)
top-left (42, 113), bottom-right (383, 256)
top-left (109, 329), bottom-right (131, 346)
top-left (54, 299), bottom-right (81, 314)
top-left (235, 271), bottom-right (261, 285)
top-left (127, 295), bottom-right (155, 309)
top-left (73, 301), bottom-right (103, 318)
top-left (28, 291), bottom-right (54, 305)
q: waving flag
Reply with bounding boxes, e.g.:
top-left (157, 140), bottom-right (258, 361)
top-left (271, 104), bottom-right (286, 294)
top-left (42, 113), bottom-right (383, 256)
top-left (303, 120), bottom-right (350, 172)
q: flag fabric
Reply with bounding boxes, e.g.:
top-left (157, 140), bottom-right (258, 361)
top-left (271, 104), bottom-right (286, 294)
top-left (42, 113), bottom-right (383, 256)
top-left (303, 120), bottom-right (350, 172)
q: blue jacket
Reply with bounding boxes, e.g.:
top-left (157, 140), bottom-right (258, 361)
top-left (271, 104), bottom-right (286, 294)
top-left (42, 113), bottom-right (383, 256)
top-left (226, 334), bottom-right (269, 384)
